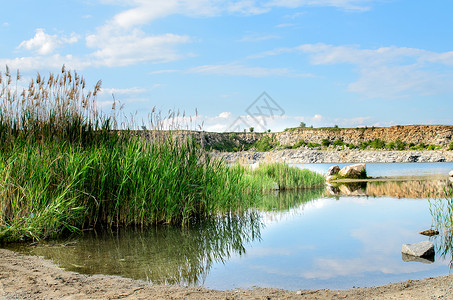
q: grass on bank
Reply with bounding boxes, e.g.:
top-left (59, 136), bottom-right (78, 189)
top-left (245, 163), bottom-right (325, 191)
top-left (0, 66), bottom-right (324, 242)
top-left (429, 186), bottom-right (453, 266)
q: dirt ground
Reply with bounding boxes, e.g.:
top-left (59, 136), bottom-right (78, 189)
top-left (1, 248), bottom-right (452, 299)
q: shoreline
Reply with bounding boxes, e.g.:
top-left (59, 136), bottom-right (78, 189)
top-left (0, 248), bottom-right (452, 299)
top-left (212, 149), bottom-right (453, 164)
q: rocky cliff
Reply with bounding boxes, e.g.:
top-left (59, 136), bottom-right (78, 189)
top-left (188, 125), bottom-right (453, 150)
top-left (275, 125), bottom-right (453, 146)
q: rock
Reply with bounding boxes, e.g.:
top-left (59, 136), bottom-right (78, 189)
top-left (338, 164), bottom-right (367, 178)
top-left (326, 184), bottom-right (340, 195)
top-left (449, 170), bottom-right (453, 177)
top-left (326, 165), bottom-right (340, 176)
top-left (401, 241), bottom-right (434, 258)
top-left (339, 184), bottom-right (365, 196)
top-left (419, 229), bottom-right (439, 236)
top-left (408, 155), bottom-right (420, 162)
top-left (402, 253), bottom-right (434, 264)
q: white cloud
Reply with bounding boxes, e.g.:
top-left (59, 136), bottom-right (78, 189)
top-left (86, 28), bottom-right (191, 67)
top-left (0, 54), bottom-right (89, 71)
top-left (218, 112), bottom-right (232, 118)
top-left (190, 111), bottom-right (374, 132)
top-left (267, 0), bottom-right (376, 11)
top-left (189, 63), bottom-right (310, 77)
top-left (18, 28), bottom-right (79, 55)
top-left (102, 0), bottom-right (375, 30)
top-left (313, 114), bottom-right (323, 121)
top-left (256, 43), bottom-right (453, 99)
top-left (100, 87), bottom-right (147, 95)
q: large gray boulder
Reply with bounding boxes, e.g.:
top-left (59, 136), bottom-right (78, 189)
top-left (401, 241), bottom-right (434, 258)
top-left (338, 164), bottom-right (367, 178)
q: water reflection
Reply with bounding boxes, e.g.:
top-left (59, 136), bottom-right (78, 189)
top-left (10, 212), bottom-right (263, 286)
top-left (7, 190), bottom-right (324, 286)
top-left (327, 179), bottom-right (452, 199)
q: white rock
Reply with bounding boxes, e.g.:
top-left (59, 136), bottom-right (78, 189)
top-left (401, 241), bottom-right (434, 258)
top-left (326, 165), bottom-right (340, 176)
top-left (339, 163), bottom-right (366, 178)
top-left (449, 170), bottom-right (453, 177)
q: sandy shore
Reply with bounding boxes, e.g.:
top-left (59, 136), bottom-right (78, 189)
top-left (1, 249), bottom-right (452, 299)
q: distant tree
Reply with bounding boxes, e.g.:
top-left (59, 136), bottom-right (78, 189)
top-left (299, 122), bottom-right (306, 128)
top-left (249, 127), bottom-right (254, 133)
top-left (267, 129), bottom-right (271, 133)
top-left (334, 124), bottom-right (339, 129)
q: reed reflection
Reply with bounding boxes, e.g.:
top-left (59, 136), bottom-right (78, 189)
top-left (6, 188), bottom-right (326, 286)
top-left (12, 212), bottom-right (262, 286)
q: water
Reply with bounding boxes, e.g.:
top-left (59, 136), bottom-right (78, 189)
top-left (5, 163), bottom-right (453, 291)
top-left (298, 162), bottom-right (453, 177)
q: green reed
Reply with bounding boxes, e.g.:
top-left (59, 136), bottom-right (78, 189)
top-left (0, 66), bottom-right (324, 242)
top-left (429, 185), bottom-right (453, 266)
top-left (248, 162), bottom-right (326, 191)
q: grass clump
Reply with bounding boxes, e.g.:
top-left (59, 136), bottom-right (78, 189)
top-left (247, 163), bottom-right (325, 191)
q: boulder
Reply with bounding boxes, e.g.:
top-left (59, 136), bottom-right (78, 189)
top-left (326, 165), bottom-right (340, 176)
top-left (401, 241), bottom-right (434, 258)
top-left (449, 170), bottom-right (453, 177)
top-left (338, 164), bottom-right (367, 178)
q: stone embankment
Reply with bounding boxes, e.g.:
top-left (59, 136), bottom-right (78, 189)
top-left (212, 149), bottom-right (453, 164)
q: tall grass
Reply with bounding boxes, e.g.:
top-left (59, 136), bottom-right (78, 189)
top-left (247, 163), bottom-right (325, 191)
top-left (429, 185), bottom-right (453, 266)
top-left (0, 66), bottom-right (324, 242)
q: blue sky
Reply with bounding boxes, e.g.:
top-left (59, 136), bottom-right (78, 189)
top-left (1, 0), bottom-right (453, 132)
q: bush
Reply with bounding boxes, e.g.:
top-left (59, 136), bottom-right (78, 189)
top-left (332, 139), bottom-right (345, 147)
top-left (253, 136), bottom-right (274, 152)
top-left (395, 139), bottom-right (406, 150)
top-left (370, 138), bottom-right (386, 149)
top-left (321, 138), bottom-right (331, 147)
top-left (307, 142), bottom-right (321, 148)
top-left (359, 141), bottom-right (370, 149)
top-left (292, 139), bottom-right (307, 149)
top-left (449, 141), bottom-right (453, 150)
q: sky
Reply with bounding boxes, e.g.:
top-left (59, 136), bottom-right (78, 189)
top-left (1, 0), bottom-right (453, 132)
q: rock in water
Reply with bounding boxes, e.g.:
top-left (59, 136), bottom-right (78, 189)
top-left (449, 170), bottom-right (453, 177)
top-left (338, 164), bottom-right (367, 178)
top-left (401, 241), bottom-right (434, 258)
top-left (326, 165), bottom-right (340, 176)
top-left (402, 253), bottom-right (434, 264)
top-left (419, 229), bottom-right (439, 236)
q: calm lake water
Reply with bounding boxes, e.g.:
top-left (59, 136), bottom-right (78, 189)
top-left (6, 162), bottom-right (453, 291)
